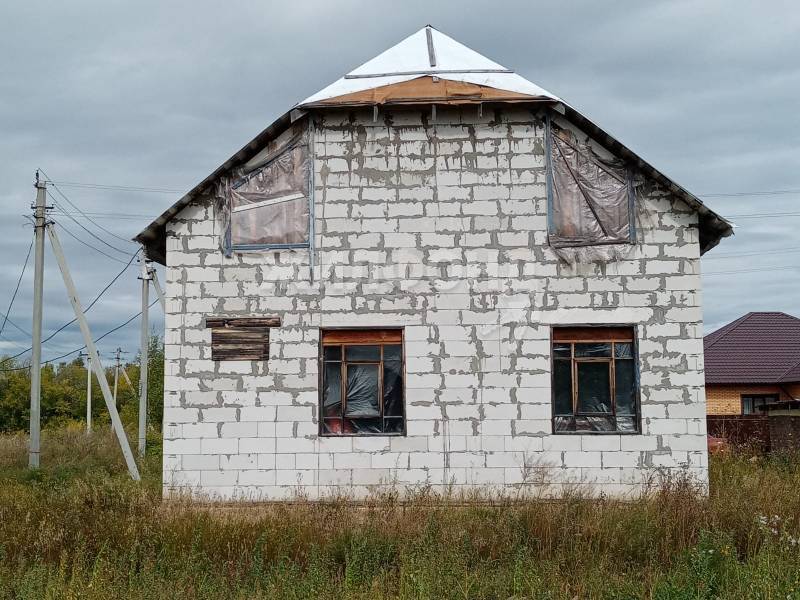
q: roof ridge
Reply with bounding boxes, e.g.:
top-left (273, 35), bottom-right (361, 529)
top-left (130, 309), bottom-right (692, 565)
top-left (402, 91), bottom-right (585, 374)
top-left (704, 312), bottom-right (755, 350)
top-left (778, 355), bottom-right (800, 382)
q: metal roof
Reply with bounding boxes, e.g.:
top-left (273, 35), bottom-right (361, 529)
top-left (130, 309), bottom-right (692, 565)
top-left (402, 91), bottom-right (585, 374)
top-left (704, 312), bottom-right (800, 385)
top-left (300, 26), bottom-right (559, 106)
top-left (134, 25), bottom-right (733, 264)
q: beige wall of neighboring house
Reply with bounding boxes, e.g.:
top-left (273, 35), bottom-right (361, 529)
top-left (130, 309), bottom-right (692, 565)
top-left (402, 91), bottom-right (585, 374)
top-left (706, 384), bottom-right (798, 415)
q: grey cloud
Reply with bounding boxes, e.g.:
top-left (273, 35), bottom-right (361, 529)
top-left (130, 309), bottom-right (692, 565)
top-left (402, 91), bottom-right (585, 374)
top-left (0, 0), bottom-right (797, 365)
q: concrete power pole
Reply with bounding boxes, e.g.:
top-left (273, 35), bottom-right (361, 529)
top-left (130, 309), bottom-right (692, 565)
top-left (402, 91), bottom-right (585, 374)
top-left (113, 347), bottom-right (123, 408)
top-left (46, 224), bottom-right (140, 480)
top-left (80, 351), bottom-right (92, 433)
top-left (138, 257), bottom-right (151, 458)
top-left (29, 173), bottom-right (47, 469)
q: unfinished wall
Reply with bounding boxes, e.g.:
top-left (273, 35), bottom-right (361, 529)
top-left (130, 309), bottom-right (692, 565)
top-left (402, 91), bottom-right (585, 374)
top-left (161, 106), bottom-right (707, 500)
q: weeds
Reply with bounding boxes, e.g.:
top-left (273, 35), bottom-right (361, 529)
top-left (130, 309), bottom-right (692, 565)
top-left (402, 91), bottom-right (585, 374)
top-left (0, 426), bottom-right (799, 598)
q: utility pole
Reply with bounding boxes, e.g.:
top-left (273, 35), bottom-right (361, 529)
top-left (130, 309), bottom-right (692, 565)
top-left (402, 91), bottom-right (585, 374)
top-left (80, 351), bottom-right (92, 433)
top-left (46, 224), bottom-right (140, 480)
top-left (138, 257), bottom-right (151, 458)
top-left (149, 264), bottom-right (165, 311)
top-left (113, 347), bottom-right (124, 408)
top-left (29, 172), bottom-right (47, 469)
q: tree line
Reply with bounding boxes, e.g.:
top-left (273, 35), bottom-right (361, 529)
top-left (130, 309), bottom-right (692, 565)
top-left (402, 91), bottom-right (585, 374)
top-left (0, 335), bottom-right (164, 433)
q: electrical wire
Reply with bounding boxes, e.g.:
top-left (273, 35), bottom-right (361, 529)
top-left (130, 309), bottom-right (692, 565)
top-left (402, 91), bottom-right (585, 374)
top-left (46, 181), bottom-right (182, 194)
top-left (700, 188), bottom-right (800, 198)
top-left (39, 168), bottom-right (138, 248)
top-left (0, 239), bottom-right (33, 339)
top-left (52, 211), bottom-right (151, 220)
top-left (0, 298), bottom-right (158, 372)
top-left (52, 218), bottom-right (134, 264)
top-left (0, 248), bottom-right (140, 365)
top-left (725, 211), bottom-right (800, 220)
top-left (704, 247), bottom-right (800, 260)
top-left (47, 192), bottom-right (133, 256)
top-left (704, 265), bottom-right (799, 276)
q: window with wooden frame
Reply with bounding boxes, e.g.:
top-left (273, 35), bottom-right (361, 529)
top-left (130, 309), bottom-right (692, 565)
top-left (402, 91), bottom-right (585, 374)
top-left (551, 326), bottom-right (639, 433)
top-left (320, 329), bottom-right (405, 436)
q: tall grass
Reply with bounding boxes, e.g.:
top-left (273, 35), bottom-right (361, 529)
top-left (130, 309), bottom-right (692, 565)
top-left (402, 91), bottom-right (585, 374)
top-left (1, 426), bottom-right (799, 598)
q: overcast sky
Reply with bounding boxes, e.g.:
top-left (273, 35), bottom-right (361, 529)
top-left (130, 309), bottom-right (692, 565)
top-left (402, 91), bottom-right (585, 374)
top-left (0, 0), bottom-right (798, 367)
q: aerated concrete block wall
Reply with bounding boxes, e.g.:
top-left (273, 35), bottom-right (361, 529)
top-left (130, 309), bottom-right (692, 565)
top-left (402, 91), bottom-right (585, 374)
top-left (162, 106), bottom-right (707, 500)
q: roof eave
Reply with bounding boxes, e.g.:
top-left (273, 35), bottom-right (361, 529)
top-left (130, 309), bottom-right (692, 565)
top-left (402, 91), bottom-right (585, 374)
top-left (137, 98), bottom-right (734, 264)
top-left (558, 104), bottom-right (733, 255)
top-left (134, 109), bottom-right (297, 264)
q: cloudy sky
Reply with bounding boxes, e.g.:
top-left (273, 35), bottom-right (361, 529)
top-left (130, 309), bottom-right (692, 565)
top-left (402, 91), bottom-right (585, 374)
top-left (0, 0), bottom-right (798, 367)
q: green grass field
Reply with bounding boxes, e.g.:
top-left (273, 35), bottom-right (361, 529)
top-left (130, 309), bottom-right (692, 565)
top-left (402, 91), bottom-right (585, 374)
top-left (1, 424), bottom-right (799, 599)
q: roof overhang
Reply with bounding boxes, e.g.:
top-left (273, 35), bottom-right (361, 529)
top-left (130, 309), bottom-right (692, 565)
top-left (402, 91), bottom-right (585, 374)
top-left (133, 110), bottom-right (296, 264)
top-left (555, 103), bottom-right (733, 254)
top-left (134, 25), bottom-right (732, 263)
top-left (134, 98), bottom-right (732, 263)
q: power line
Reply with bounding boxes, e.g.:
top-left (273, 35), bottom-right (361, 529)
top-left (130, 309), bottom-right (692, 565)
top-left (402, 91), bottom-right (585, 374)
top-left (704, 247), bottom-right (800, 260)
top-left (0, 239), bottom-right (33, 339)
top-left (700, 188), bottom-right (800, 198)
top-left (704, 265), bottom-right (799, 276)
top-left (39, 168), bottom-right (138, 248)
top-left (47, 191), bottom-right (133, 256)
top-left (46, 181), bottom-right (183, 194)
top-left (725, 211), bottom-right (800, 220)
top-left (52, 218), bottom-right (134, 264)
top-left (0, 298), bottom-right (158, 373)
top-left (52, 211), bottom-right (151, 220)
top-left (0, 248), bottom-right (140, 365)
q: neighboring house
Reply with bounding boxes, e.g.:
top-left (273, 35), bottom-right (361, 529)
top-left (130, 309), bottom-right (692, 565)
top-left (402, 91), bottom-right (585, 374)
top-left (135, 26), bottom-right (732, 500)
top-left (705, 312), bottom-right (800, 415)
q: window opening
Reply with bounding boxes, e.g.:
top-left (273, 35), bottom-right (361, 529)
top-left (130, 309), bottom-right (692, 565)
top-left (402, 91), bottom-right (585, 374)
top-left (321, 329), bottom-right (405, 436)
top-left (552, 326), bottom-right (639, 433)
top-left (546, 116), bottom-right (636, 248)
top-left (741, 394), bottom-right (779, 415)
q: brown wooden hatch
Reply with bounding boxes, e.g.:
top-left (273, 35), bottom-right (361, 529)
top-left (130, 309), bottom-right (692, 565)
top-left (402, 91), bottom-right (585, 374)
top-left (205, 317), bottom-right (281, 361)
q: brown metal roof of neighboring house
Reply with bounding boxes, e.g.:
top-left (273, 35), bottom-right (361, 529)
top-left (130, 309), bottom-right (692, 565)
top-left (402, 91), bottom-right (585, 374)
top-left (704, 312), bottom-right (800, 384)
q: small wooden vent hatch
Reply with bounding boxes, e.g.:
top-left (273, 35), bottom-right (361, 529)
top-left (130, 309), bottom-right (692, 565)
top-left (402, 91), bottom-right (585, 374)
top-left (205, 317), bottom-right (281, 361)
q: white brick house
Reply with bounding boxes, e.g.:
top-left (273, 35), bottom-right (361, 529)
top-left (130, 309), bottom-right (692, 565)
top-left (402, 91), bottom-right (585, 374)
top-left (136, 26), bottom-right (732, 500)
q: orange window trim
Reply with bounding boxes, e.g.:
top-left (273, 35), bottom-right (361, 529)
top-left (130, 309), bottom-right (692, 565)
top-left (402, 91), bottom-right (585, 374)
top-left (552, 326), bottom-right (634, 343)
top-left (321, 329), bottom-right (403, 344)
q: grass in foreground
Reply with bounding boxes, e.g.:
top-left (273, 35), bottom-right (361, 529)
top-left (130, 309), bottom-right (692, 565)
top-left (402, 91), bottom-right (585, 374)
top-left (1, 425), bottom-right (800, 599)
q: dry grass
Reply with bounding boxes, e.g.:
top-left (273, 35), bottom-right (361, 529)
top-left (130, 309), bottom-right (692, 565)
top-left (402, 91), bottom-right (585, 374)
top-left (1, 425), bottom-right (800, 598)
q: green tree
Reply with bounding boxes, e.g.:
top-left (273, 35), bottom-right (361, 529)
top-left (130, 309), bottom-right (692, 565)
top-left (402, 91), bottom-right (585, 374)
top-left (0, 334), bottom-right (164, 433)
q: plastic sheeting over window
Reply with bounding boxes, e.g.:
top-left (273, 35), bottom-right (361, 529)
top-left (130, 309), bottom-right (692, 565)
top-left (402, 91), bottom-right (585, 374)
top-left (215, 122), bottom-right (310, 252)
top-left (551, 327), bottom-right (640, 434)
top-left (547, 120), bottom-right (636, 249)
top-left (320, 330), bottom-right (405, 436)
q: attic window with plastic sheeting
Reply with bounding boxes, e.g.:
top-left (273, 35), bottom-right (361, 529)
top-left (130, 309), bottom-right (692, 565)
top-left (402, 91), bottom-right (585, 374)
top-left (551, 326), bottom-right (640, 434)
top-left (228, 128), bottom-right (310, 249)
top-left (546, 120), bottom-right (636, 248)
top-left (320, 329), bottom-right (405, 436)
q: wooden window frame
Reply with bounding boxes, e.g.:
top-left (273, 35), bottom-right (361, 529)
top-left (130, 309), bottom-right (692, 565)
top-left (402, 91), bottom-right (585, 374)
top-left (551, 326), bottom-right (640, 434)
top-left (319, 329), bottom-right (406, 437)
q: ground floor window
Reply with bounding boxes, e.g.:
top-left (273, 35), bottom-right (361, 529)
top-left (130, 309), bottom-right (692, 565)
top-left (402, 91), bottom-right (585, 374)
top-left (741, 394), bottom-right (779, 415)
top-left (551, 326), bottom-right (639, 433)
top-left (320, 329), bottom-right (405, 436)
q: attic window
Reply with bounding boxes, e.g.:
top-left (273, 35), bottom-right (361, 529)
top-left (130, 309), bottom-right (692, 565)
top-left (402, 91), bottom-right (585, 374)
top-left (228, 129), bottom-right (310, 249)
top-left (546, 119), bottom-right (636, 248)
